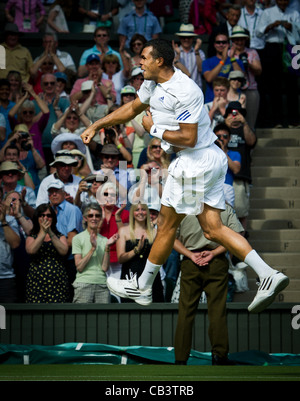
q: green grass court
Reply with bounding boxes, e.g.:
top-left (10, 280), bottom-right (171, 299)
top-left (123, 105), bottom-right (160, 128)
top-left (1, 364), bottom-right (300, 381)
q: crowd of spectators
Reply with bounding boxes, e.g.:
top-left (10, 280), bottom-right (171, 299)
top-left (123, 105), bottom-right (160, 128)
top-left (0, 0), bottom-right (299, 304)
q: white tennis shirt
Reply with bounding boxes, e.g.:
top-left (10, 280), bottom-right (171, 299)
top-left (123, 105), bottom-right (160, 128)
top-left (137, 68), bottom-right (217, 154)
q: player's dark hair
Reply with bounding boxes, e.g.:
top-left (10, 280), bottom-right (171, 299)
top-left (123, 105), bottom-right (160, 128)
top-left (143, 39), bottom-right (174, 68)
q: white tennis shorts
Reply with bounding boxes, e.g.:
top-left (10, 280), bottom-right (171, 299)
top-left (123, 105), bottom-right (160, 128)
top-left (161, 143), bottom-right (227, 215)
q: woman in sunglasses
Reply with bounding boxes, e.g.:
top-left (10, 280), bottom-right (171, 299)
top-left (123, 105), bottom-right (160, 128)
top-left (72, 204), bottom-right (118, 303)
top-left (8, 82), bottom-right (49, 165)
top-left (227, 70), bottom-right (247, 108)
top-left (25, 203), bottom-right (69, 303)
top-left (145, 137), bottom-right (170, 170)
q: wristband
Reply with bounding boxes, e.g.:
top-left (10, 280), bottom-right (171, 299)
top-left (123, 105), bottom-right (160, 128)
top-left (117, 143), bottom-right (123, 149)
top-left (219, 60), bottom-right (225, 66)
top-left (230, 57), bottom-right (237, 63)
top-left (150, 125), bottom-right (164, 140)
top-left (1, 223), bottom-right (8, 227)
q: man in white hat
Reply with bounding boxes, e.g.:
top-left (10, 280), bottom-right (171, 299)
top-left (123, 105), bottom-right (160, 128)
top-left (173, 23), bottom-right (206, 88)
top-left (36, 150), bottom-right (81, 206)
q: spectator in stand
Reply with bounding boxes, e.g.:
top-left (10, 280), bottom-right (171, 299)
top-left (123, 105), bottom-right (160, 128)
top-left (205, 76), bottom-right (230, 130)
top-left (214, 122), bottom-right (241, 208)
top-left (0, 124), bottom-right (46, 191)
top-left (137, 137), bottom-right (170, 170)
top-left (202, 32), bottom-right (244, 103)
top-left (117, 203), bottom-right (164, 303)
top-left (33, 33), bottom-right (77, 91)
top-left (45, 0), bottom-right (70, 34)
top-left (7, 70), bottom-right (23, 103)
top-left (173, 24), bottom-right (206, 89)
top-left (101, 47), bottom-right (132, 105)
top-left (0, 24), bottom-right (33, 82)
top-left (0, 79), bottom-right (15, 147)
top-left (70, 54), bottom-right (117, 106)
top-left (0, 161), bottom-right (36, 219)
top-left (36, 150), bottom-right (81, 206)
top-left (25, 203), bottom-right (69, 303)
top-left (0, 186), bottom-right (21, 303)
top-left (117, 0), bottom-right (162, 49)
top-left (5, 0), bottom-right (46, 33)
top-left (33, 73), bottom-right (70, 168)
top-left (30, 51), bottom-right (66, 96)
top-left (229, 26), bottom-right (262, 129)
top-left (188, 0), bottom-right (218, 35)
top-left (129, 66), bottom-right (145, 92)
top-left (51, 102), bottom-right (92, 139)
top-left (255, 0), bottom-right (300, 127)
top-left (129, 34), bottom-right (147, 68)
top-left (238, 0), bottom-right (265, 53)
top-left (55, 72), bottom-right (69, 99)
top-left (95, 143), bottom-right (136, 202)
top-left (79, 0), bottom-right (119, 32)
top-left (78, 26), bottom-right (123, 78)
top-left (74, 172), bottom-right (107, 210)
top-left (47, 178), bottom-right (83, 298)
top-left (207, 4), bottom-right (242, 57)
top-left (98, 182), bottom-right (129, 298)
top-left (3, 190), bottom-right (33, 301)
top-left (72, 203), bottom-right (118, 303)
top-left (224, 101), bottom-right (256, 231)
top-left (8, 82), bottom-right (50, 165)
top-left (227, 70), bottom-right (247, 108)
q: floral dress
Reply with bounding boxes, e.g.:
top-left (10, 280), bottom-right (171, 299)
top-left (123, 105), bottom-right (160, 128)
top-left (26, 234), bottom-right (69, 303)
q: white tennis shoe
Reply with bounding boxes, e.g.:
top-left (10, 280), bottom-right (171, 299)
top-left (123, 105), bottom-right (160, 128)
top-left (107, 272), bottom-right (152, 306)
top-left (248, 271), bottom-right (289, 313)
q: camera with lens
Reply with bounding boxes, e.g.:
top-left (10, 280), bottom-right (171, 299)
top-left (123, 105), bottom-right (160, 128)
top-left (239, 52), bottom-right (248, 69)
top-left (20, 132), bottom-right (31, 150)
top-left (231, 110), bottom-right (238, 117)
top-left (104, 128), bottom-right (116, 142)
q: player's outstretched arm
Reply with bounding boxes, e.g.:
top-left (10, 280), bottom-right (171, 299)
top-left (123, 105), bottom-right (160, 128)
top-left (81, 97), bottom-right (148, 144)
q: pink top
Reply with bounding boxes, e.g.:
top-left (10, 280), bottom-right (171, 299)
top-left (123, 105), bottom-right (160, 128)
top-left (70, 77), bottom-right (117, 105)
top-left (5, 0), bottom-right (46, 33)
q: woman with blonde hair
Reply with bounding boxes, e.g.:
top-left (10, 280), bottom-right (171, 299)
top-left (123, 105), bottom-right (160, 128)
top-left (116, 203), bottom-right (164, 303)
top-left (102, 48), bottom-right (131, 104)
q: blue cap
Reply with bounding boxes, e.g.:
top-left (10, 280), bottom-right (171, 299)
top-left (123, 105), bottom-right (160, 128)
top-left (54, 72), bottom-right (67, 82)
top-left (86, 54), bottom-right (100, 64)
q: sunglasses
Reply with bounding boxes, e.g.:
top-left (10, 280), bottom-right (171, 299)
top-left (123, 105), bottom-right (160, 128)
top-left (215, 40), bottom-right (228, 45)
top-left (151, 145), bottom-right (161, 150)
top-left (96, 34), bottom-right (108, 37)
top-left (43, 81), bottom-right (55, 86)
top-left (40, 213), bottom-right (52, 218)
top-left (22, 110), bottom-right (34, 115)
top-left (230, 78), bottom-right (244, 83)
top-left (133, 42), bottom-right (143, 47)
top-left (217, 134), bottom-right (229, 139)
top-left (87, 213), bottom-right (101, 218)
top-left (2, 170), bottom-right (18, 175)
top-left (42, 62), bottom-right (54, 66)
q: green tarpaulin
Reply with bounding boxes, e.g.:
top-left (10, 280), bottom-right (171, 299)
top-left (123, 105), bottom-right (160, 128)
top-left (0, 343), bottom-right (300, 366)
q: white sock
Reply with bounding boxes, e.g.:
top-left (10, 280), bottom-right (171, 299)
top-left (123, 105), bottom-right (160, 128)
top-left (138, 259), bottom-right (161, 290)
top-left (244, 250), bottom-right (275, 279)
